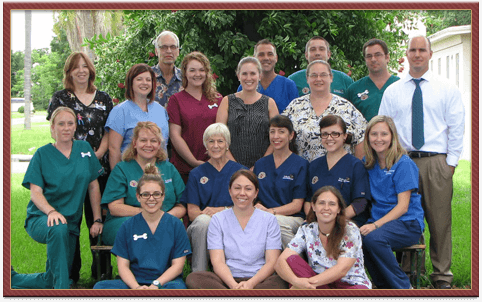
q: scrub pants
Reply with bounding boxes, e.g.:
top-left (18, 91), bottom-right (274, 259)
top-left (362, 219), bottom-right (422, 289)
top-left (275, 215), bottom-right (304, 249)
top-left (186, 271), bottom-right (288, 289)
top-left (11, 215), bottom-right (77, 289)
top-left (187, 214), bottom-right (211, 272)
top-left (103, 216), bottom-right (131, 246)
top-left (93, 276), bottom-right (187, 289)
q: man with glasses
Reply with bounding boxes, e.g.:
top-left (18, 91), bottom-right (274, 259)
top-left (346, 39), bottom-right (399, 122)
top-left (151, 30), bottom-right (183, 107)
top-left (288, 36), bottom-right (353, 99)
top-left (379, 35), bottom-right (465, 289)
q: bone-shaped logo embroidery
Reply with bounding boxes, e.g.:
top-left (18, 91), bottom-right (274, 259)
top-left (133, 233), bottom-right (148, 241)
top-left (208, 103), bottom-right (218, 109)
top-left (81, 152), bottom-right (91, 158)
top-left (357, 90), bottom-right (369, 98)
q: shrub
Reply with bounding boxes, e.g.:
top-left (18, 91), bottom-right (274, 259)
top-left (18, 106), bottom-right (24, 114)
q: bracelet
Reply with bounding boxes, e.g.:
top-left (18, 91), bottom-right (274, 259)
top-left (373, 222), bottom-right (379, 229)
top-left (94, 219), bottom-right (103, 224)
top-left (47, 209), bottom-right (57, 216)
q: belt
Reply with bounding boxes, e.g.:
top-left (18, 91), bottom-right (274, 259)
top-left (408, 151), bottom-right (445, 158)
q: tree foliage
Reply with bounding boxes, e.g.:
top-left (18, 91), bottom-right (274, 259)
top-left (424, 10), bottom-right (472, 36)
top-left (11, 50), bottom-right (24, 92)
top-left (86, 10), bottom-right (418, 100)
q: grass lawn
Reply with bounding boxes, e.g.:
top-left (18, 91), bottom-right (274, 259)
top-left (11, 110), bottom-right (48, 119)
top-left (11, 122), bottom-right (53, 155)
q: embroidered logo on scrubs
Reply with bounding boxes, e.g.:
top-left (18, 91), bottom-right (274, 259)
top-left (133, 233), bottom-right (148, 241)
top-left (81, 152), bottom-right (91, 158)
top-left (357, 90), bottom-right (369, 100)
top-left (283, 174), bottom-right (294, 180)
top-left (208, 103), bottom-right (218, 109)
top-left (312, 176), bottom-right (318, 184)
top-left (130, 180), bottom-right (138, 187)
top-left (165, 178), bottom-right (172, 184)
top-left (258, 172), bottom-right (266, 179)
top-left (200, 177), bottom-right (209, 184)
top-left (302, 87), bottom-right (310, 94)
top-left (385, 169), bottom-right (395, 175)
top-left (338, 177), bottom-right (350, 184)
top-left (183, 249), bottom-right (189, 254)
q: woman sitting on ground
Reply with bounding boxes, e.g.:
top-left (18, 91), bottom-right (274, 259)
top-left (275, 186), bottom-right (371, 289)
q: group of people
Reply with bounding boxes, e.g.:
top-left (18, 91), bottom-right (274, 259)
top-left (11, 29), bottom-right (464, 291)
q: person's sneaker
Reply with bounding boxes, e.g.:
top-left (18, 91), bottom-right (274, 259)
top-left (434, 280), bottom-right (451, 289)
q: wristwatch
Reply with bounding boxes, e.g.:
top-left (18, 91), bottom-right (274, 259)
top-left (94, 219), bottom-right (103, 224)
top-left (152, 280), bottom-right (161, 289)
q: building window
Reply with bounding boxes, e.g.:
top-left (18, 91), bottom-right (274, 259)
top-left (446, 56), bottom-right (450, 79)
top-left (438, 58), bottom-right (441, 75)
top-left (430, 60), bottom-right (433, 71)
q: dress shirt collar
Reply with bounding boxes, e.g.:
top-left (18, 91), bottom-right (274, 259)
top-left (403, 70), bottom-right (433, 84)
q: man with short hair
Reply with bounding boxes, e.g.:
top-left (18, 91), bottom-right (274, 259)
top-left (151, 30), bottom-right (183, 107)
top-left (346, 39), bottom-right (399, 122)
top-left (237, 39), bottom-right (298, 113)
top-left (288, 36), bottom-right (353, 99)
top-left (379, 35), bottom-right (465, 289)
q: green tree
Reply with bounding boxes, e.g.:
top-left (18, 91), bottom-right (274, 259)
top-left (86, 10), bottom-right (418, 100)
top-left (424, 10), bottom-right (472, 36)
top-left (11, 50), bottom-right (24, 95)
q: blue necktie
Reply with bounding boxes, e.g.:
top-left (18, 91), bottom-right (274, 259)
top-left (412, 78), bottom-right (424, 150)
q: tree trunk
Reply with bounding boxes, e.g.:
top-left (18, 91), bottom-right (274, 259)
top-left (24, 10), bottom-right (32, 130)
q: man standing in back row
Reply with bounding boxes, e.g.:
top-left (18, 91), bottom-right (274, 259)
top-left (346, 39), bottom-right (399, 122)
top-left (379, 35), bottom-right (465, 289)
top-left (288, 36), bottom-right (353, 99)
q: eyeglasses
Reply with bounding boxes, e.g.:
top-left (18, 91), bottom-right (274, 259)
top-left (139, 191), bottom-right (164, 200)
top-left (365, 52), bottom-right (385, 59)
top-left (320, 131), bottom-right (342, 139)
top-left (308, 73), bottom-right (331, 79)
top-left (159, 45), bottom-right (179, 51)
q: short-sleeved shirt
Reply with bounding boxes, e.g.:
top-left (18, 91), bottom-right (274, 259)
top-left (237, 75), bottom-right (298, 113)
top-left (111, 212), bottom-right (191, 284)
top-left (105, 100), bottom-right (169, 153)
top-left (208, 208), bottom-right (281, 278)
top-left (46, 89), bottom-right (113, 175)
top-left (151, 64), bottom-right (183, 107)
top-left (282, 94), bottom-right (367, 162)
top-left (288, 221), bottom-right (372, 288)
top-left (102, 160), bottom-right (185, 222)
top-left (23, 141), bottom-right (103, 235)
top-left (181, 160), bottom-right (245, 210)
top-left (346, 75), bottom-right (399, 122)
top-left (288, 69), bottom-right (354, 99)
top-left (166, 90), bottom-right (223, 174)
top-left (366, 154), bottom-right (425, 232)
top-left (254, 153), bottom-right (308, 219)
top-left (308, 154), bottom-right (371, 226)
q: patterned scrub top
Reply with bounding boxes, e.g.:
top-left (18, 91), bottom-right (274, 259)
top-left (288, 221), bottom-right (372, 288)
top-left (47, 89), bottom-right (113, 175)
top-left (282, 94), bottom-right (367, 162)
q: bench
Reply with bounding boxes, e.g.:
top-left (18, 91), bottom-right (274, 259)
top-left (394, 244), bottom-right (426, 289)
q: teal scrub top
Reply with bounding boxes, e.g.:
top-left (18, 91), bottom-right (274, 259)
top-left (22, 141), bottom-right (103, 236)
top-left (101, 160), bottom-right (185, 222)
top-left (346, 75), bottom-right (399, 122)
top-left (288, 69), bottom-right (354, 100)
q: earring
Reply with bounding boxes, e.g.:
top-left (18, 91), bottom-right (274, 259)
top-left (226, 148), bottom-right (229, 151)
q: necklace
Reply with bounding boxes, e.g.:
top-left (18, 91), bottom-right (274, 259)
top-left (320, 230), bottom-right (330, 237)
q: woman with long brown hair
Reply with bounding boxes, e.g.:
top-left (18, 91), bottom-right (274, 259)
top-left (275, 186), bottom-right (371, 289)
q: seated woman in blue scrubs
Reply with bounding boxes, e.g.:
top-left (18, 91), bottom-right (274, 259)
top-left (106, 63), bottom-right (169, 170)
top-left (11, 107), bottom-right (103, 289)
top-left (182, 123), bottom-right (245, 272)
top-left (94, 164), bottom-right (191, 289)
top-left (308, 114), bottom-right (371, 227)
top-left (253, 115), bottom-right (308, 248)
top-left (186, 170), bottom-right (288, 289)
top-left (101, 122), bottom-right (185, 246)
top-left (360, 115), bottom-right (424, 289)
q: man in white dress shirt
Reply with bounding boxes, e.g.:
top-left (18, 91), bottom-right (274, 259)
top-left (378, 35), bottom-right (465, 289)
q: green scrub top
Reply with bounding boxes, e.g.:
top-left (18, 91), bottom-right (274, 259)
top-left (346, 75), bottom-right (400, 122)
top-left (288, 69), bottom-right (354, 100)
top-left (101, 160), bottom-right (185, 222)
top-left (22, 141), bottom-right (103, 236)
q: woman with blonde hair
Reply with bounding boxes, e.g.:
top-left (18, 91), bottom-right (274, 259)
top-left (12, 107), bottom-right (103, 289)
top-left (167, 51), bottom-right (223, 183)
top-left (101, 121), bottom-right (185, 246)
top-left (360, 115), bottom-right (424, 289)
top-left (275, 186), bottom-right (371, 289)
